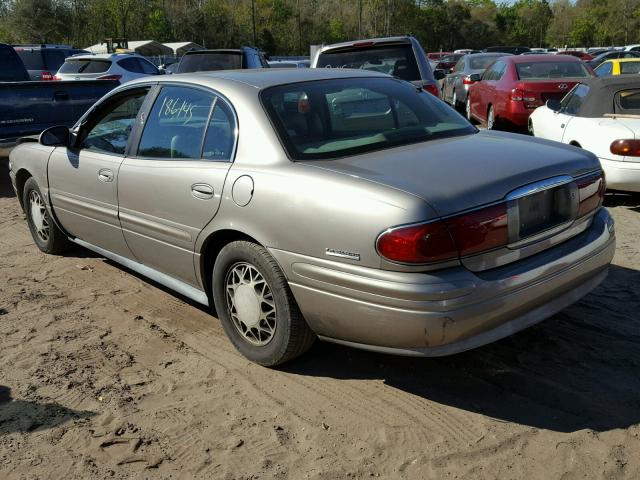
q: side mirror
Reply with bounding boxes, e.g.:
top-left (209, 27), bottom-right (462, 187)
top-left (546, 99), bottom-right (562, 112)
top-left (433, 69), bottom-right (446, 81)
top-left (469, 73), bottom-right (482, 82)
top-left (39, 126), bottom-right (71, 147)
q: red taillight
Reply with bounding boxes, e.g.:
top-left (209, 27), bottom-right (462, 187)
top-left (511, 88), bottom-right (524, 101)
top-left (423, 83), bottom-right (440, 98)
top-left (97, 74), bottom-right (122, 81)
top-left (40, 71), bottom-right (54, 81)
top-left (377, 203), bottom-right (509, 264)
top-left (445, 204), bottom-right (509, 256)
top-left (377, 221), bottom-right (457, 264)
top-left (510, 88), bottom-right (542, 108)
top-left (577, 171), bottom-right (605, 217)
top-left (462, 75), bottom-right (475, 85)
top-left (610, 139), bottom-right (640, 157)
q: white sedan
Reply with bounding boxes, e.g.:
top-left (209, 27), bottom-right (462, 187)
top-left (529, 77), bottom-right (640, 192)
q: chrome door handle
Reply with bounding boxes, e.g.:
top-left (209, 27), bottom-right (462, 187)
top-left (191, 183), bottom-right (214, 199)
top-left (98, 169), bottom-right (114, 182)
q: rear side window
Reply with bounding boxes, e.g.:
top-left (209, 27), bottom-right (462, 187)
top-left (470, 56), bottom-right (503, 70)
top-left (620, 62), bottom-right (640, 74)
top-left (0, 46), bottom-right (28, 81)
top-left (138, 58), bottom-right (159, 74)
top-left (118, 58), bottom-right (144, 73)
top-left (177, 52), bottom-right (243, 73)
top-left (594, 62), bottom-right (613, 76)
top-left (516, 61), bottom-right (590, 79)
top-left (617, 89), bottom-right (640, 112)
top-left (59, 59), bottom-right (111, 74)
top-left (137, 86), bottom-right (215, 159)
top-left (262, 77), bottom-right (475, 160)
top-left (316, 45), bottom-right (421, 82)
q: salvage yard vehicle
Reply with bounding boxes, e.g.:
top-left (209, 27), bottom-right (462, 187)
top-left (55, 53), bottom-right (161, 83)
top-left (529, 76), bottom-right (640, 192)
top-left (467, 54), bottom-right (593, 130)
top-left (441, 52), bottom-right (512, 110)
top-left (9, 69), bottom-right (615, 366)
top-left (0, 43), bottom-right (118, 154)
top-left (594, 58), bottom-right (640, 76)
top-left (176, 47), bottom-right (269, 73)
top-left (312, 36), bottom-right (443, 97)
top-left (13, 44), bottom-right (89, 81)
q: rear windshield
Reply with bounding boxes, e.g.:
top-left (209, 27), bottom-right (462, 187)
top-left (316, 45), bottom-right (421, 82)
top-left (177, 52), bottom-right (242, 73)
top-left (59, 59), bottom-right (111, 74)
top-left (0, 46), bottom-right (28, 81)
top-left (470, 55), bottom-right (503, 70)
top-left (620, 62), bottom-right (640, 74)
top-left (261, 77), bottom-right (475, 160)
top-left (516, 61), bottom-right (590, 80)
top-left (16, 49), bottom-right (67, 70)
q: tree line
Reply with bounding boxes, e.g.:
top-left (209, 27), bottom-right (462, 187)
top-left (0, 0), bottom-right (639, 55)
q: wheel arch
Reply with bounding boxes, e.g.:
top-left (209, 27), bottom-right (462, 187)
top-left (14, 168), bottom-right (33, 211)
top-left (569, 141), bottom-right (582, 148)
top-left (199, 229), bottom-right (265, 305)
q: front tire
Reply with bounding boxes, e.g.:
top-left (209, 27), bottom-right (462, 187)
top-left (23, 177), bottom-right (71, 254)
top-left (212, 241), bottom-right (315, 366)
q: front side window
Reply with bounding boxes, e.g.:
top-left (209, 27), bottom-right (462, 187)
top-left (316, 45), bottom-right (421, 82)
top-left (137, 86), bottom-right (215, 159)
top-left (82, 89), bottom-right (149, 154)
top-left (262, 77), bottom-right (475, 160)
top-left (118, 58), bottom-right (143, 73)
top-left (516, 61), bottom-right (590, 79)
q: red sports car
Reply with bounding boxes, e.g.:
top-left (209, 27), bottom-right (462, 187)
top-left (466, 55), bottom-right (594, 130)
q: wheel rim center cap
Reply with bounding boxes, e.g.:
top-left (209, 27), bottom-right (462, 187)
top-left (234, 284), bottom-right (261, 328)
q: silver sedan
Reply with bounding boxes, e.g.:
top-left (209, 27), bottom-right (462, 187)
top-left (9, 69), bottom-right (615, 366)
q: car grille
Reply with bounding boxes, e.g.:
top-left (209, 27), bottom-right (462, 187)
top-left (507, 177), bottom-right (578, 245)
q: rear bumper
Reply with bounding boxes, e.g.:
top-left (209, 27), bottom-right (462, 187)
top-left (600, 157), bottom-right (640, 193)
top-left (271, 208), bottom-right (615, 356)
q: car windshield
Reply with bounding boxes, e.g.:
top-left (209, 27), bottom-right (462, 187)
top-left (515, 61), bottom-right (590, 79)
top-left (59, 59), bottom-right (111, 73)
top-left (470, 56), bottom-right (502, 70)
top-left (177, 52), bottom-right (242, 73)
top-left (316, 45), bottom-right (420, 82)
top-left (261, 77), bottom-right (475, 161)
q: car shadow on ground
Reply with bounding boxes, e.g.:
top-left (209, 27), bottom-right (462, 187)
top-left (282, 263), bottom-right (640, 434)
top-left (0, 386), bottom-right (95, 434)
top-left (605, 191), bottom-right (640, 212)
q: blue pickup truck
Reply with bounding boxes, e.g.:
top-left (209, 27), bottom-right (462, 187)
top-left (0, 43), bottom-right (118, 154)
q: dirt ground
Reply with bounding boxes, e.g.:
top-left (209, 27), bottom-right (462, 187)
top-left (1, 156), bottom-right (640, 480)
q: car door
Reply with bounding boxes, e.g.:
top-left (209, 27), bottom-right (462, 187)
top-left (472, 63), bottom-right (496, 120)
top-left (445, 58), bottom-right (464, 102)
top-left (485, 60), bottom-right (507, 116)
top-left (117, 84), bottom-right (236, 286)
top-left (47, 86), bottom-right (151, 258)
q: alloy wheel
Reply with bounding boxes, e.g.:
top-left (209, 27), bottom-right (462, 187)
top-left (29, 190), bottom-right (50, 243)
top-left (225, 262), bottom-right (277, 346)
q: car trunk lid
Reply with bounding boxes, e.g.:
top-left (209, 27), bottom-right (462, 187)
top-left (513, 79), bottom-right (583, 108)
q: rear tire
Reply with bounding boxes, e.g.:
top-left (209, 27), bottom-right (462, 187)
top-left (23, 177), bottom-right (71, 254)
top-left (212, 241), bottom-right (315, 366)
top-left (487, 105), bottom-right (496, 130)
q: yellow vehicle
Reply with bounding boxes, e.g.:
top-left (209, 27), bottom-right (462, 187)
top-left (594, 58), bottom-right (640, 76)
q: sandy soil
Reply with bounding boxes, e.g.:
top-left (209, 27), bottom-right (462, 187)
top-left (1, 156), bottom-right (640, 480)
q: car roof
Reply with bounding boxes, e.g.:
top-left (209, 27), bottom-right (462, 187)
top-left (509, 54), bottom-right (582, 63)
top-left (184, 49), bottom-right (244, 55)
top-left (131, 68), bottom-right (389, 90)
top-left (573, 76), bottom-right (640, 117)
top-left (64, 53), bottom-right (139, 60)
top-left (319, 36), bottom-right (414, 53)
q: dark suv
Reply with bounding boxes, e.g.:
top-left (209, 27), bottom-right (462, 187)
top-left (0, 43), bottom-right (30, 81)
top-left (13, 44), bottom-right (88, 81)
top-left (176, 47), bottom-right (269, 73)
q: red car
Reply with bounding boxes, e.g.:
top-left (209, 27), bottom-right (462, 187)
top-left (561, 50), bottom-right (594, 61)
top-left (434, 53), bottom-right (464, 73)
top-left (427, 52), bottom-right (451, 61)
top-left (466, 55), bottom-right (593, 130)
